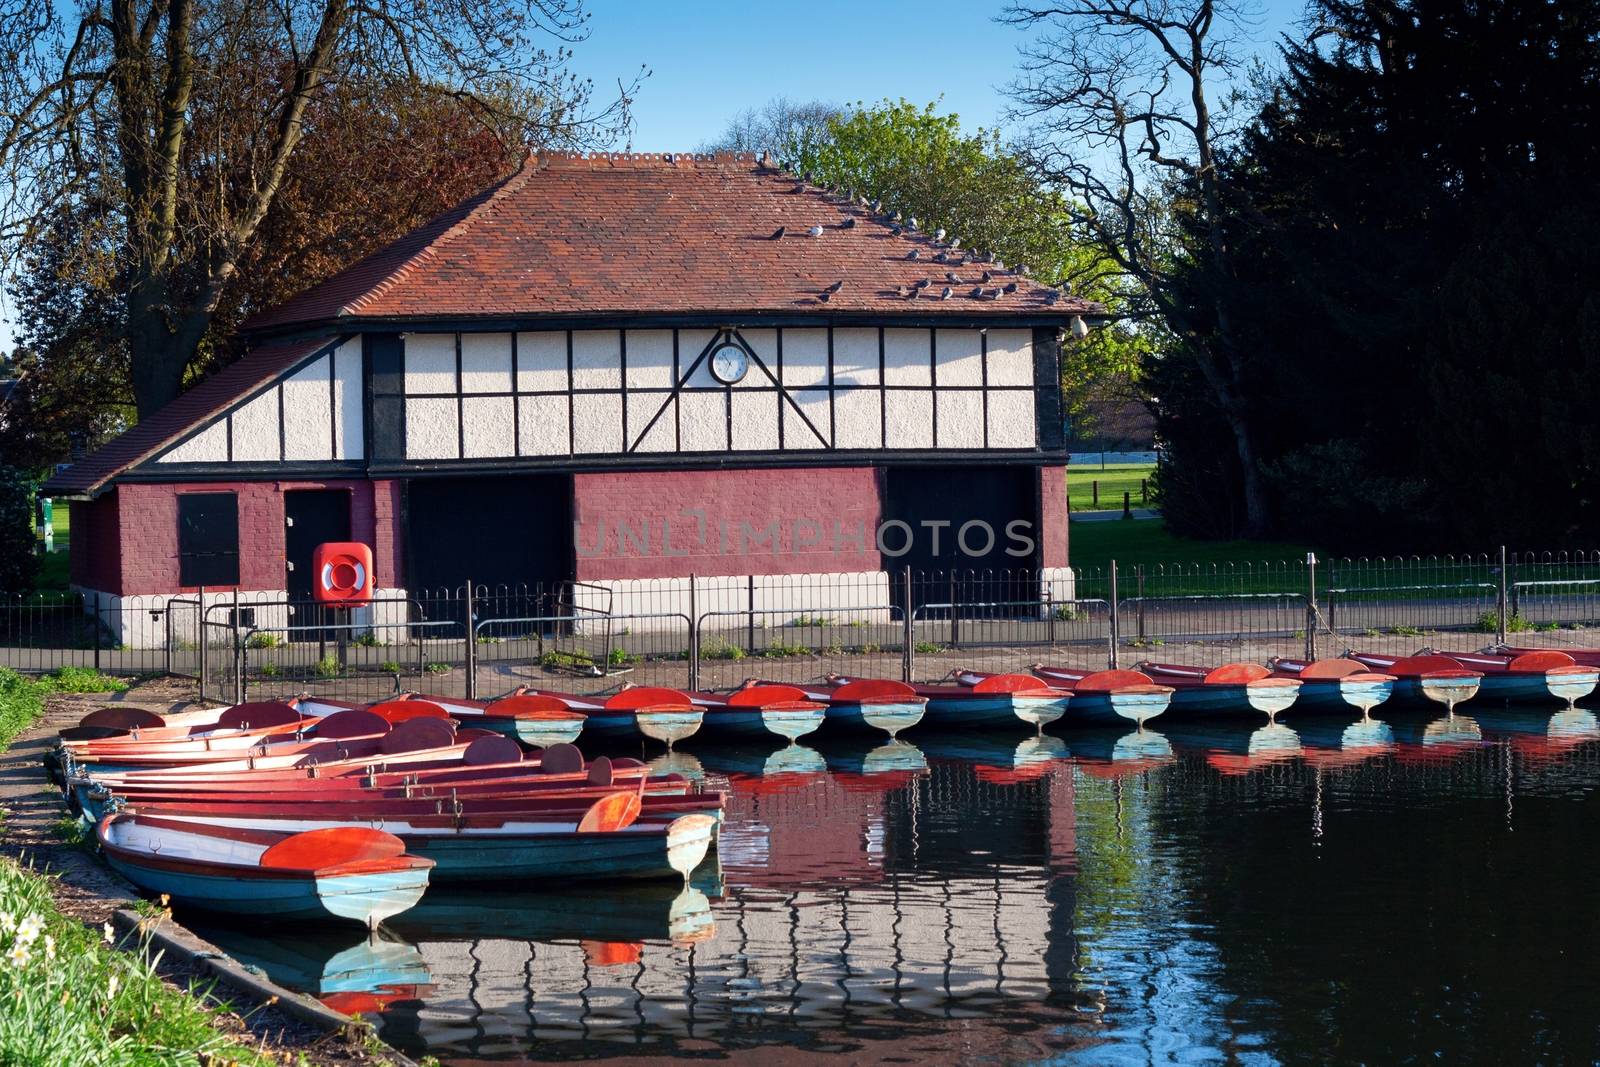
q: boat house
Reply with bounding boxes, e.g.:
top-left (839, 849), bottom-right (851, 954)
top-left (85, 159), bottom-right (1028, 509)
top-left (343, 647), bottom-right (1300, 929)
top-left (44, 152), bottom-right (1099, 644)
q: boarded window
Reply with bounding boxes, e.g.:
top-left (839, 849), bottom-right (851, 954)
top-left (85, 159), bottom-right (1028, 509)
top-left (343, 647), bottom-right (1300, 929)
top-left (177, 493), bottom-right (240, 586)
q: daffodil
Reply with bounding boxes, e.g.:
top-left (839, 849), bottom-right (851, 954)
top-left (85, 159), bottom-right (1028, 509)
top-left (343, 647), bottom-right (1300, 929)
top-left (6, 942), bottom-right (29, 967)
top-left (15, 914), bottom-right (42, 945)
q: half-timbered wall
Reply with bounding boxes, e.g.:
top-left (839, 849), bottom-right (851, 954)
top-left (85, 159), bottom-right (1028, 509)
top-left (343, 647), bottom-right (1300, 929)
top-left (156, 339), bottom-right (362, 464)
top-left (394, 327), bottom-right (1038, 462)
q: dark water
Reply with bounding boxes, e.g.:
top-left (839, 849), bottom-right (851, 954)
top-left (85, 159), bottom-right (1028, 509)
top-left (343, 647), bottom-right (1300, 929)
top-left (192, 706), bottom-right (1600, 1065)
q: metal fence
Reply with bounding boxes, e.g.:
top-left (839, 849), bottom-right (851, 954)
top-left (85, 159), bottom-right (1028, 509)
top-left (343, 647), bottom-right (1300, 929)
top-left (7, 547), bottom-right (1600, 703)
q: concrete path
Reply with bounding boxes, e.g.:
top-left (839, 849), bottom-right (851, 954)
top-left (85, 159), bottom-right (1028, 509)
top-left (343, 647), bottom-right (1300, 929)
top-left (1071, 508), bottom-right (1160, 522)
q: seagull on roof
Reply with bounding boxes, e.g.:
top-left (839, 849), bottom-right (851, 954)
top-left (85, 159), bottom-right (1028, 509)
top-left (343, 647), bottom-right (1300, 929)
top-left (769, 226), bottom-right (786, 240)
top-left (807, 225), bottom-right (824, 238)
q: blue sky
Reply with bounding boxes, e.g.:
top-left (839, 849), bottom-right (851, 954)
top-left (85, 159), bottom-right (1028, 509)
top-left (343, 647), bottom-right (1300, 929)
top-left (0, 0), bottom-right (1304, 357)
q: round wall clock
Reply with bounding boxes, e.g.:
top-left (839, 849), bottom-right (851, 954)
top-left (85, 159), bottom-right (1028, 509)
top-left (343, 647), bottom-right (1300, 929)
top-left (709, 342), bottom-right (749, 385)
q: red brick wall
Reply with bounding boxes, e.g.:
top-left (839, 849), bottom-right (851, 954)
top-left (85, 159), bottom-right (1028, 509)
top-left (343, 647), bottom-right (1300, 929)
top-left (1038, 465), bottom-right (1069, 569)
top-left (572, 467), bottom-right (882, 580)
top-left (69, 493), bottom-right (122, 592)
top-left (115, 479), bottom-right (391, 595)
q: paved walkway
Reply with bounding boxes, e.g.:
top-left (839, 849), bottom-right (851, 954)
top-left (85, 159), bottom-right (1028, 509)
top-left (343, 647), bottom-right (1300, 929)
top-left (1070, 508), bottom-right (1160, 522)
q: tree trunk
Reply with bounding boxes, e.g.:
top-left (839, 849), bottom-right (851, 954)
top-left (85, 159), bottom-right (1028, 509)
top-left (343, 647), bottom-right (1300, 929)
top-left (126, 278), bottom-right (203, 417)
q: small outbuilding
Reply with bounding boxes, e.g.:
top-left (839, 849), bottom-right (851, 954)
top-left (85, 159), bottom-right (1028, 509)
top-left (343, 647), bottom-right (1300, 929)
top-left (44, 152), bottom-right (1098, 644)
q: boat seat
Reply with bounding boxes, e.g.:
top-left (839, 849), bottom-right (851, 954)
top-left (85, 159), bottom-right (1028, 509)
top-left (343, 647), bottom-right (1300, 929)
top-left (379, 717), bottom-right (456, 754)
top-left (587, 755), bottom-right (614, 787)
top-left (540, 743), bottom-right (585, 775)
top-left (463, 734), bottom-right (522, 765)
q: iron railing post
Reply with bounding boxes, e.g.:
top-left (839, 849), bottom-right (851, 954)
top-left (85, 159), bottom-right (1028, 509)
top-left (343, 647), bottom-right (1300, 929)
top-left (949, 571), bottom-right (959, 648)
top-left (232, 590), bottom-right (243, 704)
top-left (1510, 552), bottom-right (1521, 621)
top-left (747, 574), bottom-right (756, 655)
top-left (1136, 565), bottom-right (1146, 642)
top-left (464, 580), bottom-right (477, 701)
top-left (91, 591), bottom-right (101, 673)
top-left (198, 585), bottom-right (207, 699)
top-left (688, 573), bottom-right (699, 691)
top-left (902, 565), bottom-right (914, 683)
top-left (1108, 561), bottom-right (1120, 669)
top-left (1497, 545), bottom-right (1509, 644)
top-left (1306, 553), bottom-right (1319, 661)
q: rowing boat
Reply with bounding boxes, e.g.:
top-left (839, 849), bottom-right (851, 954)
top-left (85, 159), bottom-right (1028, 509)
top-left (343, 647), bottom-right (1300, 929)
top-left (1423, 649), bottom-right (1598, 708)
top-left (522, 687), bottom-right (705, 746)
top-left (687, 685), bottom-right (828, 742)
top-left (1267, 658), bottom-right (1395, 716)
top-left (847, 672), bottom-right (1071, 730)
top-left (1135, 662), bottom-right (1302, 721)
top-left (97, 814), bottom-right (432, 927)
top-left (1025, 666), bottom-right (1173, 726)
top-left (320, 694), bottom-right (588, 749)
top-left (1345, 653), bottom-right (1482, 712)
top-left (772, 678), bottom-right (927, 738)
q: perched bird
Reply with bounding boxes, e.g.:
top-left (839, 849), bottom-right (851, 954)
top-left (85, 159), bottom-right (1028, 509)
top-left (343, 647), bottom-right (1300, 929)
top-left (1019, 264), bottom-right (1031, 276)
top-left (906, 249), bottom-right (920, 260)
top-left (933, 251), bottom-right (948, 263)
top-left (981, 270), bottom-right (993, 283)
top-left (950, 237), bottom-right (961, 250)
top-left (935, 228), bottom-right (947, 242)
top-left (913, 278), bottom-right (931, 290)
top-left (939, 286), bottom-right (953, 300)
top-left (994, 259), bottom-right (1005, 270)
top-left (823, 280), bottom-right (844, 294)
top-left (792, 183), bottom-right (806, 194)
top-left (872, 199), bottom-right (883, 212)
top-left (892, 211), bottom-right (903, 222)
top-left (818, 290), bottom-right (833, 303)
top-left (807, 225), bottom-right (824, 238)
top-left (769, 226), bottom-right (786, 240)
top-left (1003, 281), bottom-right (1019, 293)
top-left (1059, 280), bottom-right (1073, 294)
top-left (907, 217), bottom-right (919, 230)
top-left (896, 284), bottom-right (912, 298)
top-left (945, 271), bottom-right (960, 283)
top-left (839, 217), bottom-right (856, 229)
top-left (1044, 289), bottom-right (1061, 305)
top-left (970, 286), bottom-right (984, 299)
top-left (890, 225), bottom-right (903, 236)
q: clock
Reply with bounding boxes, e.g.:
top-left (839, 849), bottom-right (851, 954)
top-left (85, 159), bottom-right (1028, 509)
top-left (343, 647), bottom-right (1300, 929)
top-left (709, 343), bottom-right (749, 385)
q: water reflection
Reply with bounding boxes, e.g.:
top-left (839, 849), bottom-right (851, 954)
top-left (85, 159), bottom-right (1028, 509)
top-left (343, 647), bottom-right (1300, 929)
top-left (188, 708), bottom-right (1600, 1064)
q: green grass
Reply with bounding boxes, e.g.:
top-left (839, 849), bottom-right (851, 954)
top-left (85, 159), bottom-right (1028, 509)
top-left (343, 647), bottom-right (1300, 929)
top-left (1068, 463), bottom-right (1156, 513)
top-left (0, 859), bottom-right (273, 1065)
top-left (1069, 520), bottom-right (1317, 576)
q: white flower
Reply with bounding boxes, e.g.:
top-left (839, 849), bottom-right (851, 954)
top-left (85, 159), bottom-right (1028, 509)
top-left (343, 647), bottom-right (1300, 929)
top-left (101, 921), bottom-right (115, 946)
top-left (42, 935), bottom-right (55, 961)
top-left (6, 942), bottom-right (29, 968)
top-left (14, 915), bottom-right (42, 946)
top-left (106, 973), bottom-right (119, 999)
top-left (0, 912), bottom-right (14, 935)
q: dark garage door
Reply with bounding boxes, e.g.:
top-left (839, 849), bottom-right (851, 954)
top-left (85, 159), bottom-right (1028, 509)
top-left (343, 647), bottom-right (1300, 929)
top-left (883, 465), bottom-right (1039, 613)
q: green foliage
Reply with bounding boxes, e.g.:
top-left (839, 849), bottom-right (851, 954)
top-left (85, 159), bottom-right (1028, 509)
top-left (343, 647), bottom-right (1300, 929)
top-left (0, 467), bottom-right (40, 595)
top-left (351, 633), bottom-right (381, 647)
top-left (913, 642), bottom-right (945, 655)
top-left (0, 858), bottom-right (272, 1065)
top-left (379, 660), bottom-right (403, 674)
top-left (607, 647), bottom-right (635, 667)
top-left (257, 662), bottom-right (279, 678)
top-left (423, 662), bottom-right (450, 675)
top-left (0, 669), bottom-right (47, 751)
top-left (788, 614), bottom-right (833, 627)
top-left (1476, 611), bottom-right (1534, 634)
top-left (701, 639), bottom-right (746, 661)
top-left (42, 668), bottom-right (127, 694)
top-left (1390, 626), bottom-right (1424, 638)
top-left (758, 643), bottom-right (811, 659)
top-left (244, 631), bottom-right (279, 649)
top-left (783, 99), bottom-right (1146, 425)
top-left (313, 654), bottom-right (341, 678)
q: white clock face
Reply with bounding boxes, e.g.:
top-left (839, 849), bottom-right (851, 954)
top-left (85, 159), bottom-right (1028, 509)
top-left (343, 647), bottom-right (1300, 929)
top-left (709, 343), bottom-right (749, 385)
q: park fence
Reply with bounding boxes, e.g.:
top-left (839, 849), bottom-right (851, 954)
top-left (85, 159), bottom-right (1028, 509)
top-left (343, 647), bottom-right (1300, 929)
top-left (4, 548), bottom-right (1600, 705)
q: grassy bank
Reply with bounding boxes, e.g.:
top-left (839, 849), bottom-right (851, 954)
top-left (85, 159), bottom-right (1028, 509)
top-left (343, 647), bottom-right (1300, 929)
top-left (0, 861), bottom-right (273, 1065)
top-left (0, 668), bottom-right (275, 1066)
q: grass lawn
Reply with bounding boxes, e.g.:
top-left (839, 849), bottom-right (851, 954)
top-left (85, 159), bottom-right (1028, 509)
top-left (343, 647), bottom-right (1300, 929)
top-left (1068, 519), bottom-right (1317, 575)
top-left (1067, 463), bottom-right (1155, 513)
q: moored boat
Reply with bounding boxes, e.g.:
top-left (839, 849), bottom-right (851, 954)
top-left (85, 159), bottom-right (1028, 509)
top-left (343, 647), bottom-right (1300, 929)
top-left (1025, 666), bottom-right (1173, 726)
top-left (1159, 720), bottom-right (1304, 775)
top-left (1346, 653), bottom-right (1482, 712)
top-left (863, 672), bottom-right (1071, 731)
top-left (371, 693), bottom-right (587, 748)
top-left (522, 686), bottom-right (705, 747)
top-left (97, 813), bottom-right (433, 927)
top-left (688, 684), bottom-right (828, 742)
top-left (1422, 649), bottom-right (1599, 708)
top-left (1135, 661), bottom-right (1302, 721)
top-left (1268, 657), bottom-right (1396, 716)
top-left (777, 678), bottom-right (927, 738)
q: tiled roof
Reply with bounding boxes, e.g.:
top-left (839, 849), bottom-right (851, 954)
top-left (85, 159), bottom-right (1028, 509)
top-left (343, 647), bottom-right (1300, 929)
top-left (41, 336), bottom-right (334, 497)
top-left (246, 152), bottom-right (1098, 330)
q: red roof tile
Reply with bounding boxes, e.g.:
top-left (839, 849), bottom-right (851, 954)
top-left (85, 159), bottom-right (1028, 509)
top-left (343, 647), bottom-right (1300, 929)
top-left (246, 152), bottom-right (1098, 330)
top-left (41, 336), bottom-right (335, 497)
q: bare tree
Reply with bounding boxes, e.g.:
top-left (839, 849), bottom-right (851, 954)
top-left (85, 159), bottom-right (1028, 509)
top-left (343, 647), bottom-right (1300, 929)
top-left (699, 96), bottom-right (840, 158)
top-left (1002, 0), bottom-right (1272, 534)
top-left (0, 0), bottom-right (643, 417)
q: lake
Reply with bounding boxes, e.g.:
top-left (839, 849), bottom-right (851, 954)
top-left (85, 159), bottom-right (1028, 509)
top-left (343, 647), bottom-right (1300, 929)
top-left (192, 707), bottom-right (1600, 1065)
